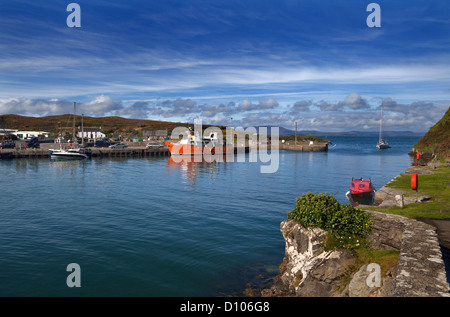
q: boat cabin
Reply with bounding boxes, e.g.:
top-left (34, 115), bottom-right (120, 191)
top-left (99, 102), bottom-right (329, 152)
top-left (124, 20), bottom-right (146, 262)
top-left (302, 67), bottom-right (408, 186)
top-left (350, 178), bottom-right (375, 195)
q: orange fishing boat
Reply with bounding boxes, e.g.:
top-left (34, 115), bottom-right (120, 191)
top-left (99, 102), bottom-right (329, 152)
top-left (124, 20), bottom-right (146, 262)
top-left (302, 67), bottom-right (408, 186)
top-left (165, 128), bottom-right (232, 156)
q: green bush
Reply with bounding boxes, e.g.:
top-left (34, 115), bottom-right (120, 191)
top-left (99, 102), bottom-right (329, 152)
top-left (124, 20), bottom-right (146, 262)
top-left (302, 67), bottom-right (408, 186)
top-left (287, 192), bottom-right (372, 250)
top-left (287, 192), bottom-right (340, 228)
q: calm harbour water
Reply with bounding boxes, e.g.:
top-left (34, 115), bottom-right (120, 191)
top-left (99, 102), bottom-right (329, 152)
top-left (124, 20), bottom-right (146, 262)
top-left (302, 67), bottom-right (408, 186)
top-left (0, 136), bottom-right (426, 296)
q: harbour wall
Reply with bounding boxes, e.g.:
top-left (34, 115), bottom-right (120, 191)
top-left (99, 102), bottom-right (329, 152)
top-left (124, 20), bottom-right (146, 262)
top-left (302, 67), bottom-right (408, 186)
top-left (1, 141), bottom-right (329, 159)
top-left (0, 145), bottom-right (171, 159)
top-left (279, 140), bottom-right (328, 152)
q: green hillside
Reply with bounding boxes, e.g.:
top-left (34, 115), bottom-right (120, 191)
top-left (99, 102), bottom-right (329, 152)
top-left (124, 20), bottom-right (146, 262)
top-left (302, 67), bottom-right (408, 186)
top-left (0, 114), bottom-right (221, 139)
top-left (413, 107), bottom-right (450, 161)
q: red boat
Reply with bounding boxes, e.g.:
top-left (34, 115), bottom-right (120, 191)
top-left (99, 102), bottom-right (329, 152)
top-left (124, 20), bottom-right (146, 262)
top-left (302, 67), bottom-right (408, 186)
top-left (346, 178), bottom-right (375, 206)
top-left (349, 178), bottom-right (375, 196)
top-left (165, 128), bottom-right (232, 156)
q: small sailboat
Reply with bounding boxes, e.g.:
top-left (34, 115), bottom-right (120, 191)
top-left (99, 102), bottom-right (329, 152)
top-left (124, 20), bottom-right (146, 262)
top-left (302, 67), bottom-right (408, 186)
top-left (49, 102), bottom-right (89, 160)
top-left (49, 145), bottom-right (89, 160)
top-left (376, 103), bottom-right (391, 150)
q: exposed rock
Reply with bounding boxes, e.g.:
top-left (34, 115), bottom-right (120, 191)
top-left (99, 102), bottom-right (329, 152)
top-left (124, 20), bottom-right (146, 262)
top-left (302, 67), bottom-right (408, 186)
top-left (348, 265), bottom-right (378, 297)
top-left (264, 211), bottom-right (450, 297)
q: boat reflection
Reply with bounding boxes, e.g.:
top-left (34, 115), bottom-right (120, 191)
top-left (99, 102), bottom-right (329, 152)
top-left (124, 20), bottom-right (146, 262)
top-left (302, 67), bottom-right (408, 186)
top-left (166, 155), bottom-right (229, 186)
top-left (49, 157), bottom-right (87, 176)
top-left (345, 191), bottom-right (375, 207)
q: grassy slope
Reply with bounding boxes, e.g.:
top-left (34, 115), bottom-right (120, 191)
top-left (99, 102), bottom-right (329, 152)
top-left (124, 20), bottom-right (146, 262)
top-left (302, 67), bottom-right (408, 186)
top-left (0, 114), bottom-right (220, 138)
top-left (373, 166), bottom-right (450, 219)
top-left (365, 107), bottom-right (450, 219)
top-left (413, 107), bottom-right (450, 160)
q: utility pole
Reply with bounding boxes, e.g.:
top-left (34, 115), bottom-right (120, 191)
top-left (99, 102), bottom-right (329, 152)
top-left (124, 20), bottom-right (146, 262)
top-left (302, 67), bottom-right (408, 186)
top-left (81, 113), bottom-right (84, 145)
top-left (295, 121), bottom-right (297, 145)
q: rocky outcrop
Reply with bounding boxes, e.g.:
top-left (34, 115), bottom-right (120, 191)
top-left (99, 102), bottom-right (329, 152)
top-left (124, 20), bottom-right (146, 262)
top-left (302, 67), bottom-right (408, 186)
top-left (264, 211), bottom-right (450, 297)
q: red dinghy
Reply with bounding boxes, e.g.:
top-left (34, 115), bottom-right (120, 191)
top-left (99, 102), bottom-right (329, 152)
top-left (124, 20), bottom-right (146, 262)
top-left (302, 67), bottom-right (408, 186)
top-left (346, 177), bottom-right (376, 206)
top-left (349, 178), bottom-right (375, 196)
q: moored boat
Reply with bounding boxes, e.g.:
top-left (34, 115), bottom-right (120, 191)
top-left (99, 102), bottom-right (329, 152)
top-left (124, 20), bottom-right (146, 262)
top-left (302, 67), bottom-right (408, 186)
top-left (376, 139), bottom-right (391, 150)
top-left (49, 145), bottom-right (89, 160)
top-left (346, 177), bottom-right (376, 206)
top-left (166, 128), bottom-right (232, 156)
top-left (49, 102), bottom-right (89, 160)
top-left (376, 103), bottom-right (391, 150)
top-left (349, 177), bottom-right (375, 196)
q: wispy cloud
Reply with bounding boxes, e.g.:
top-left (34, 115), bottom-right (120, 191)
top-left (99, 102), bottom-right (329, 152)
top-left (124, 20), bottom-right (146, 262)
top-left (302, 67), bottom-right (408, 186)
top-left (0, 0), bottom-right (448, 132)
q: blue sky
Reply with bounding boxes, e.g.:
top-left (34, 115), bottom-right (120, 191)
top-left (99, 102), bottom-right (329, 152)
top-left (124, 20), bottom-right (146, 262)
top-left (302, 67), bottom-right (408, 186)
top-left (0, 0), bottom-right (449, 132)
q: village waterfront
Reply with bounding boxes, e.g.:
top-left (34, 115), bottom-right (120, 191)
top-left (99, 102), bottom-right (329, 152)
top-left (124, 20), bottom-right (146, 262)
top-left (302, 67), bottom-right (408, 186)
top-left (0, 135), bottom-right (426, 296)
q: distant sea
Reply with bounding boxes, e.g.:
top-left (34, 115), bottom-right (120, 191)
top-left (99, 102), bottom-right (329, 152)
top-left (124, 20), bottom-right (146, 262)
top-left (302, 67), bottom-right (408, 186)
top-left (2, 135), bottom-right (441, 296)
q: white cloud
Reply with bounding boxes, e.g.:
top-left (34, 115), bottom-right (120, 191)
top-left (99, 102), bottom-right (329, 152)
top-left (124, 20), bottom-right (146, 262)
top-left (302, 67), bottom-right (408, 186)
top-left (80, 95), bottom-right (123, 116)
top-left (339, 92), bottom-right (370, 110)
top-left (237, 98), bottom-right (279, 111)
top-left (0, 94), bottom-right (447, 134)
top-left (0, 97), bottom-right (73, 116)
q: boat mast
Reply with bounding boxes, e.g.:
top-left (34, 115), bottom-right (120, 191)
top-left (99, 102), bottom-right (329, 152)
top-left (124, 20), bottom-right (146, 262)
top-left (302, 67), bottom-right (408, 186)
top-left (378, 103), bottom-right (383, 142)
top-left (73, 102), bottom-right (76, 145)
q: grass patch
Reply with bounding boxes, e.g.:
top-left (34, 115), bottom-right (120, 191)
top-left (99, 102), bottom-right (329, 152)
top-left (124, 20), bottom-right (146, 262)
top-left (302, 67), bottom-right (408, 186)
top-left (354, 248), bottom-right (400, 276)
top-left (377, 166), bottom-right (450, 219)
top-left (338, 247), bottom-right (400, 292)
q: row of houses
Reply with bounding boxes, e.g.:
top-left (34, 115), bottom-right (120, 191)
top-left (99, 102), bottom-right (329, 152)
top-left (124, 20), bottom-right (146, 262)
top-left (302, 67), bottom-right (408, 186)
top-left (1, 128), bottom-right (169, 141)
top-left (0, 129), bottom-right (50, 140)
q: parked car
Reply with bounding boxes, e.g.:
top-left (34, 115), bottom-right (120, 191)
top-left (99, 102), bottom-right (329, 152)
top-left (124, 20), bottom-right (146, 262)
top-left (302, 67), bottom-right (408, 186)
top-left (0, 140), bottom-right (15, 149)
top-left (94, 139), bottom-right (112, 147)
top-left (109, 143), bottom-right (128, 148)
top-left (26, 136), bottom-right (40, 148)
top-left (146, 142), bottom-right (163, 148)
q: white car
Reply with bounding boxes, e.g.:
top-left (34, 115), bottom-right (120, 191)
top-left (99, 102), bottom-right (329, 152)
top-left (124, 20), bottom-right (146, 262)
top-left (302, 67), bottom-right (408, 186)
top-left (146, 142), bottom-right (163, 148)
top-left (109, 143), bottom-right (128, 148)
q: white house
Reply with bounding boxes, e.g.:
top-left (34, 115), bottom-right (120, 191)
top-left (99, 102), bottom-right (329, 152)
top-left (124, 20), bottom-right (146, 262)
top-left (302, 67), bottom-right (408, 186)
top-left (77, 127), bottom-right (106, 140)
top-left (11, 130), bottom-right (50, 139)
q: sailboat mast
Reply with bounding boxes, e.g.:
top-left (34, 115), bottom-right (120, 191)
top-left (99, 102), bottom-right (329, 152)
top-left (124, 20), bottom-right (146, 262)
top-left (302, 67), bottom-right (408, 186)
top-left (73, 102), bottom-right (76, 144)
top-left (379, 104), bottom-right (383, 142)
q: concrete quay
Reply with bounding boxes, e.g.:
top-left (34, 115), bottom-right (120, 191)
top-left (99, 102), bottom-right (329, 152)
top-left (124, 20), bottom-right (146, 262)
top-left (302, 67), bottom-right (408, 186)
top-left (0, 143), bottom-right (170, 159)
top-left (0, 142), bottom-right (252, 159)
top-left (279, 140), bottom-right (329, 152)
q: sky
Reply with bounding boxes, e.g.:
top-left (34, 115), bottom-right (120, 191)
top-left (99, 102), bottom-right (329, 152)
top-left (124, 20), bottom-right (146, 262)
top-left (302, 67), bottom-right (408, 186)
top-left (0, 0), bottom-right (449, 132)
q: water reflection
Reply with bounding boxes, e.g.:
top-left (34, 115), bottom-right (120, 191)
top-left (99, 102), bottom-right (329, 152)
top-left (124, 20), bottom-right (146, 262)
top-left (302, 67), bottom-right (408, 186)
top-left (346, 192), bottom-right (375, 207)
top-left (166, 156), bottom-right (222, 186)
top-left (12, 159), bottom-right (40, 173)
top-left (49, 158), bottom-right (85, 169)
top-left (48, 158), bottom-right (88, 181)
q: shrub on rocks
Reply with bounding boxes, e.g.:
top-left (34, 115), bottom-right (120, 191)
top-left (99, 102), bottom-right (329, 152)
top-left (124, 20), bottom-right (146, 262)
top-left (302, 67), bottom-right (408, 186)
top-left (287, 192), bottom-right (372, 250)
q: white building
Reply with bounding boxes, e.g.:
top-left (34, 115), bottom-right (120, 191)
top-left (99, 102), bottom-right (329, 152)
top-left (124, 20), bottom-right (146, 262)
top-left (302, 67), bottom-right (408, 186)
top-left (77, 127), bottom-right (106, 140)
top-left (11, 130), bottom-right (50, 139)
